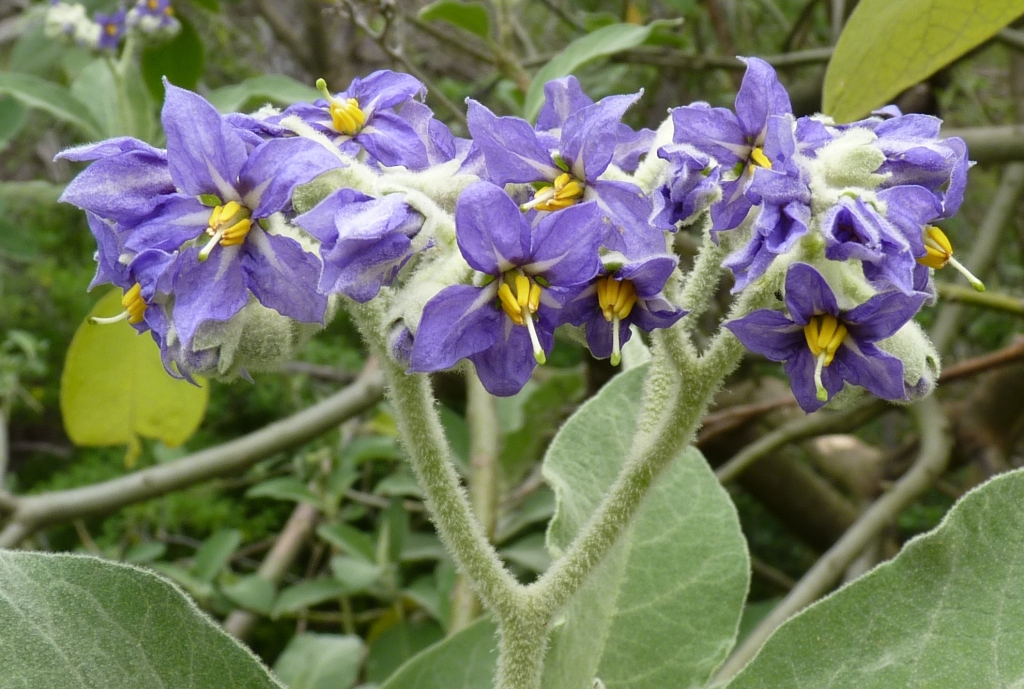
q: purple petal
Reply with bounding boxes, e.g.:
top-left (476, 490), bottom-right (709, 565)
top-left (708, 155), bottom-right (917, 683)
top-left (735, 57), bottom-right (792, 142)
top-left (350, 70), bottom-right (425, 114)
top-left (561, 93), bottom-right (640, 181)
top-left (629, 295), bottom-right (687, 333)
top-left (357, 110), bottom-right (430, 169)
top-left (57, 137), bottom-right (165, 162)
top-left (241, 229), bottom-right (328, 324)
top-left (469, 321), bottom-right (547, 396)
top-left (784, 263), bottom-right (839, 323)
top-left (59, 150), bottom-right (175, 227)
top-left (725, 309), bottom-right (804, 361)
top-left (85, 212), bottom-right (124, 290)
top-left (671, 104), bottom-right (747, 166)
top-left (455, 182), bottom-right (530, 274)
top-left (467, 100), bottom-right (559, 185)
top-left (785, 348), bottom-right (842, 413)
top-left (586, 180), bottom-right (661, 254)
top-left (171, 245), bottom-right (249, 344)
top-left (537, 76), bottom-right (594, 131)
top-left (162, 82), bottom-right (248, 199)
top-left (239, 137), bottom-right (344, 218)
top-left (527, 203), bottom-right (603, 286)
top-left (834, 341), bottom-right (906, 401)
top-left (843, 290), bottom-right (925, 343)
top-left (616, 254), bottom-right (678, 298)
top-left (124, 194), bottom-right (209, 253)
top-left (409, 284), bottom-right (502, 372)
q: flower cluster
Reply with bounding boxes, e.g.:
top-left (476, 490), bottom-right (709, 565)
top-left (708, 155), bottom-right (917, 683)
top-left (59, 60), bottom-right (970, 406)
top-left (45, 0), bottom-right (178, 52)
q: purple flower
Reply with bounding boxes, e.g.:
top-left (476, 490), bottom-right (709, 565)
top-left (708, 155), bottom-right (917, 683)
top-left (409, 182), bottom-right (602, 396)
top-left (671, 57), bottom-right (792, 232)
top-left (294, 189), bottom-right (423, 302)
top-left (723, 115), bottom-right (810, 291)
top-left (562, 253), bottom-right (686, 365)
top-left (94, 9), bottom-right (126, 50)
top-left (651, 146), bottom-right (721, 228)
top-left (466, 89), bottom-right (661, 253)
top-left (276, 70), bottom-right (431, 169)
top-left (726, 263), bottom-right (925, 413)
top-left (536, 76), bottom-right (654, 172)
top-left (59, 83), bottom-right (344, 348)
top-left (127, 0), bottom-right (178, 33)
top-left (820, 194), bottom-right (916, 295)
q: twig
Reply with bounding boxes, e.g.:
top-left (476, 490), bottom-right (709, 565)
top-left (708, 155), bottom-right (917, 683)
top-left (615, 46), bottom-right (834, 71)
top-left (941, 126), bottom-right (1024, 164)
top-left (697, 395), bottom-right (797, 445)
top-left (715, 399), bottom-right (888, 484)
top-left (224, 502), bottom-right (320, 640)
top-left (281, 361), bottom-right (357, 384)
top-left (938, 338), bottom-right (1024, 383)
top-left (997, 27), bottom-right (1024, 52)
top-left (536, 0), bottom-right (585, 33)
top-left (935, 282), bottom-right (1024, 315)
top-left (343, 488), bottom-right (426, 513)
top-left (714, 396), bottom-right (952, 681)
top-left (405, 14), bottom-right (496, 64)
top-left (931, 163), bottom-right (1024, 354)
top-left (252, 0), bottom-right (314, 70)
top-left (0, 370), bottom-right (384, 549)
top-left (751, 554), bottom-right (796, 591)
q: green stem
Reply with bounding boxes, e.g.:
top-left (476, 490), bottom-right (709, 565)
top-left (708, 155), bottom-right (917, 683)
top-left (350, 300), bottom-right (521, 619)
top-left (935, 282), bottom-right (1024, 315)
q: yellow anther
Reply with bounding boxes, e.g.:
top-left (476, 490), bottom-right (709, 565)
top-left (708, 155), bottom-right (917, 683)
top-left (749, 146), bottom-right (772, 169)
top-left (528, 283), bottom-right (541, 313)
top-left (328, 98), bottom-right (366, 136)
top-left (918, 225), bottom-right (952, 269)
top-left (498, 282), bottom-right (523, 325)
top-left (200, 201), bottom-right (253, 261)
top-left (121, 283), bottom-right (147, 324)
top-left (515, 274), bottom-right (531, 309)
top-left (803, 315), bottom-right (847, 366)
top-left (597, 277), bottom-right (637, 322)
top-left (523, 172), bottom-right (586, 212)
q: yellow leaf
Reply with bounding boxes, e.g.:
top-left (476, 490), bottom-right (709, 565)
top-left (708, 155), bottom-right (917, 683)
top-left (824, 0), bottom-right (1024, 122)
top-left (60, 289), bottom-right (209, 457)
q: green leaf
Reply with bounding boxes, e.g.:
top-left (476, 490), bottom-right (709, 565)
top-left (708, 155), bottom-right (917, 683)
top-left (379, 498), bottom-right (410, 564)
top-left (207, 75), bottom-right (323, 114)
top-left (0, 71), bottom-right (100, 138)
top-left (0, 96), bottom-right (27, 149)
top-left (70, 59), bottom-right (156, 141)
top-left (726, 467), bottom-right (1024, 688)
top-left (375, 470), bottom-right (425, 499)
top-left (541, 366), bottom-right (749, 689)
top-left (123, 541), bottom-right (167, 564)
top-left (192, 528), bottom-right (243, 582)
top-left (273, 579), bottom-right (349, 617)
top-left (0, 552), bottom-right (282, 688)
top-left (273, 633), bottom-right (363, 689)
top-left (247, 477), bottom-right (321, 506)
top-left (378, 617), bottom-right (498, 689)
top-left (418, 0), bottom-right (491, 39)
top-left (222, 574), bottom-right (277, 615)
top-left (495, 486), bottom-right (555, 543)
top-left (60, 289), bottom-right (209, 464)
top-left (523, 20), bottom-right (678, 121)
top-left (367, 619), bottom-right (446, 684)
top-left (188, 0), bottom-right (221, 12)
top-left (149, 562), bottom-right (215, 600)
top-left (824, 0), bottom-right (1024, 122)
top-left (317, 523), bottom-right (377, 564)
top-left (141, 16), bottom-right (205, 101)
top-left (330, 555), bottom-right (383, 591)
top-left (499, 532), bottom-right (551, 573)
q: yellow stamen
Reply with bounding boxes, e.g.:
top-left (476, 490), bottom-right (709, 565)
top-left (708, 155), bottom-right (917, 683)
top-left (199, 201), bottom-right (253, 261)
top-left (315, 78), bottom-right (366, 136)
top-left (597, 277), bottom-right (637, 321)
top-left (917, 225), bottom-right (985, 291)
top-left (90, 283), bottom-right (147, 325)
top-left (496, 272), bottom-right (547, 363)
top-left (803, 314), bottom-right (848, 400)
top-left (497, 283), bottom-right (523, 325)
top-left (520, 172), bottom-right (586, 212)
top-left (749, 146), bottom-right (772, 169)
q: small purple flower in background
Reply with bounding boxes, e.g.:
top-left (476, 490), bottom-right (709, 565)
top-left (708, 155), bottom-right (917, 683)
top-left (295, 189), bottom-right (424, 303)
top-left (671, 57), bottom-right (792, 232)
top-left (726, 263), bottom-right (925, 413)
top-left (126, 0), bottom-right (179, 35)
top-left (409, 182), bottom-right (602, 396)
top-left (723, 114), bottom-right (810, 291)
top-left (94, 8), bottom-right (126, 50)
top-left (276, 71), bottom-right (431, 169)
top-left (562, 253), bottom-right (686, 366)
top-left (467, 87), bottom-right (661, 252)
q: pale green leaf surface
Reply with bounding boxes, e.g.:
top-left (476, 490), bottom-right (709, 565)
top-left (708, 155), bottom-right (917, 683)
top-left (222, 574), bottom-right (276, 615)
top-left (0, 71), bottom-right (100, 138)
top-left (247, 477), bottom-right (321, 506)
top-left (272, 579), bottom-right (349, 617)
top-left (330, 555), bottom-right (382, 591)
top-left (318, 523), bottom-right (377, 563)
top-left (207, 75), bottom-right (322, 113)
top-left (0, 552), bottom-right (283, 688)
top-left (378, 617), bottom-right (497, 689)
top-left (367, 620), bottom-right (445, 683)
top-left (824, 0), bottom-right (1024, 121)
top-left (418, 0), bottom-right (491, 38)
top-left (726, 467), bottom-right (1024, 688)
top-left (191, 528), bottom-right (243, 582)
top-left (60, 289), bottom-right (209, 457)
top-left (542, 366), bottom-right (749, 689)
top-left (70, 59), bottom-right (156, 141)
top-left (273, 633), bottom-right (363, 689)
top-left (524, 21), bottom-right (676, 122)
